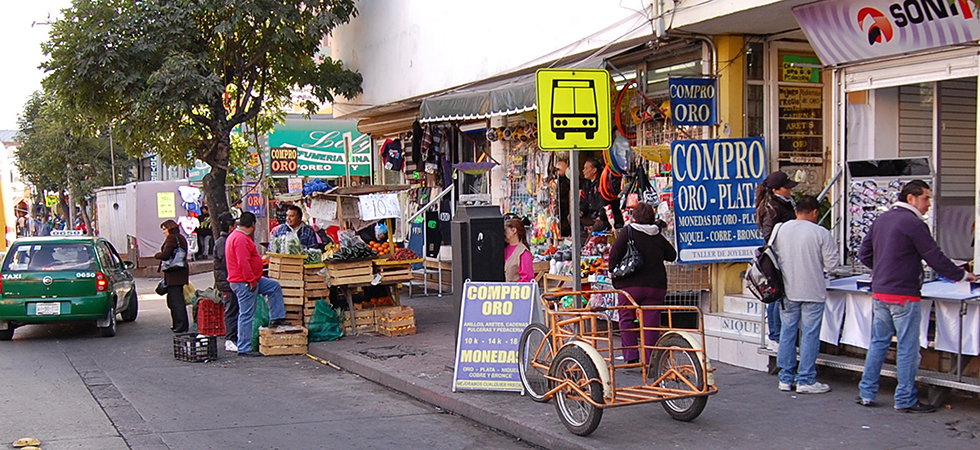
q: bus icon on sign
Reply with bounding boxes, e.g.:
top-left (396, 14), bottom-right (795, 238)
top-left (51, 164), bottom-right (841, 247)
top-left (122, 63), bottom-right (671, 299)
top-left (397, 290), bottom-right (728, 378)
top-left (551, 79), bottom-right (598, 140)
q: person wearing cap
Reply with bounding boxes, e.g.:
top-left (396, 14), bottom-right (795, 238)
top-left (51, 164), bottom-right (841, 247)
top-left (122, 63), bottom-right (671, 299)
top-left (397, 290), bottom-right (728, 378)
top-left (755, 171), bottom-right (798, 351)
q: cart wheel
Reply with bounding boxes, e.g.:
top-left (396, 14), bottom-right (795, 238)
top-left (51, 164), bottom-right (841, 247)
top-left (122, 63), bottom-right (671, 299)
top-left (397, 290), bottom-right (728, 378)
top-left (518, 323), bottom-right (554, 403)
top-left (655, 335), bottom-right (708, 421)
top-left (549, 345), bottom-right (604, 436)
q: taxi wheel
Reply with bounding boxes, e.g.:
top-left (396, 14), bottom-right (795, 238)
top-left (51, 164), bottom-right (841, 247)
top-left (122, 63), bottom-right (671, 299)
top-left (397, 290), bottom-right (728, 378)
top-left (100, 309), bottom-right (117, 337)
top-left (120, 290), bottom-right (138, 322)
top-left (0, 328), bottom-right (13, 341)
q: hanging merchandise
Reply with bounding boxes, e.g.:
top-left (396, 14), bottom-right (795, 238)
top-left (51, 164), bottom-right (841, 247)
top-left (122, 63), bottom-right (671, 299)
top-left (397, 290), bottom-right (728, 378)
top-left (382, 139), bottom-right (405, 171)
top-left (608, 134), bottom-right (632, 174)
top-left (178, 185), bottom-right (203, 216)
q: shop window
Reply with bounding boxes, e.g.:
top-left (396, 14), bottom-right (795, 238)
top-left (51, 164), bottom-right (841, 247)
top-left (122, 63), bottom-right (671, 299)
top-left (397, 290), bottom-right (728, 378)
top-left (775, 51), bottom-right (825, 195)
top-left (745, 41), bottom-right (765, 137)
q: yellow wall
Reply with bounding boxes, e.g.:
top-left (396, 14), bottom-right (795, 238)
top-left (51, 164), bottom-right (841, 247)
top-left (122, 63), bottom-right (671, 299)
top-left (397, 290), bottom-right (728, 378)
top-left (710, 35), bottom-right (749, 311)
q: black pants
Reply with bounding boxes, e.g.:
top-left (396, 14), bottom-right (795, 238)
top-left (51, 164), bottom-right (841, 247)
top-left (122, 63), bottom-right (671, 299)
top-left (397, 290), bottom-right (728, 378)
top-left (222, 290), bottom-right (239, 340)
top-left (167, 284), bottom-right (189, 332)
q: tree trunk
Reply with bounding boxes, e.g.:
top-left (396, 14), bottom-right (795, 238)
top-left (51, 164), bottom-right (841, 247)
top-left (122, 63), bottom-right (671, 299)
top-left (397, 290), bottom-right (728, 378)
top-left (202, 135), bottom-right (232, 236)
top-left (78, 198), bottom-right (94, 236)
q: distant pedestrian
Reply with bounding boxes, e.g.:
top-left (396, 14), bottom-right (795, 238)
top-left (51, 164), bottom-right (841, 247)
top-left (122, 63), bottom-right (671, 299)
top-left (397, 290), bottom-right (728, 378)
top-left (196, 205), bottom-right (213, 259)
top-left (608, 202), bottom-right (675, 364)
top-left (772, 196), bottom-right (839, 394)
top-left (755, 171), bottom-right (797, 351)
top-left (503, 218), bottom-right (533, 283)
top-left (155, 220), bottom-right (189, 333)
top-left (226, 212), bottom-right (290, 357)
top-left (857, 180), bottom-right (977, 413)
top-left (212, 212), bottom-right (239, 352)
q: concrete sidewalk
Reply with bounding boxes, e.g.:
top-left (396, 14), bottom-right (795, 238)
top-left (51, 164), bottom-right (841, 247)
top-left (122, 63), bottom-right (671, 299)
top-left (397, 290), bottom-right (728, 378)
top-left (308, 291), bottom-right (980, 449)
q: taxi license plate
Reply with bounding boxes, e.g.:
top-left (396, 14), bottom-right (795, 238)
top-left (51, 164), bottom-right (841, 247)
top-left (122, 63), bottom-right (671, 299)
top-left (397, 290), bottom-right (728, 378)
top-left (35, 302), bottom-right (61, 316)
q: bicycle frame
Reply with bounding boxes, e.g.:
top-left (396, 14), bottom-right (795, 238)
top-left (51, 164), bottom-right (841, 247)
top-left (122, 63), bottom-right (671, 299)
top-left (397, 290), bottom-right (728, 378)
top-left (533, 289), bottom-right (718, 409)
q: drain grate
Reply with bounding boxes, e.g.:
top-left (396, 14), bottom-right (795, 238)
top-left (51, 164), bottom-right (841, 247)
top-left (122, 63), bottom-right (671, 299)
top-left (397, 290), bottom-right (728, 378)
top-left (359, 345), bottom-right (425, 360)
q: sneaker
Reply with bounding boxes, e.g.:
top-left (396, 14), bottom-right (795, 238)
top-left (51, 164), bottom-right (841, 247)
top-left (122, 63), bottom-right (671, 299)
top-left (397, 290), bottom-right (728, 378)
top-left (238, 351), bottom-right (262, 357)
top-left (855, 397), bottom-right (875, 407)
top-left (766, 339), bottom-right (779, 353)
top-left (268, 318), bottom-right (291, 328)
top-left (896, 401), bottom-right (936, 414)
top-left (778, 381), bottom-right (794, 392)
top-left (796, 382), bottom-right (831, 394)
top-left (224, 340), bottom-right (238, 352)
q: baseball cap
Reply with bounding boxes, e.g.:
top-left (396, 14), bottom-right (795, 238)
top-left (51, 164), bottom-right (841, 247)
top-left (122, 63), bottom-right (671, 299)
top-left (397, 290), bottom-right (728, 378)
top-left (763, 171), bottom-right (798, 189)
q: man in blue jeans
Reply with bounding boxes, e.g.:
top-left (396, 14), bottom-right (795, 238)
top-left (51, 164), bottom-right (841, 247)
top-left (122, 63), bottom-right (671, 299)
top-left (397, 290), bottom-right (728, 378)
top-left (772, 196), bottom-right (839, 394)
top-left (857, 180), bottom-right (976, 412)
top-left (225, 212), bottom-right (289, 357)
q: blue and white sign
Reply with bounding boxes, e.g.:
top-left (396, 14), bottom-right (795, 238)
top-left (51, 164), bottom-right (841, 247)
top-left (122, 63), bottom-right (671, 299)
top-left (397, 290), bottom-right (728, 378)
top-left (668, 77), bottom-right (718, 126)
top-left (453, 282), bottom-right (536, 392)
top-left (671, 138), bottom-right (766, 263)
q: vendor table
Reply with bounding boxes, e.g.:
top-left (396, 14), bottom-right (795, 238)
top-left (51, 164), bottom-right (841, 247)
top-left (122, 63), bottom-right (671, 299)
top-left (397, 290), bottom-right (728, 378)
top-left (797, 275), bottom-right (980, 393)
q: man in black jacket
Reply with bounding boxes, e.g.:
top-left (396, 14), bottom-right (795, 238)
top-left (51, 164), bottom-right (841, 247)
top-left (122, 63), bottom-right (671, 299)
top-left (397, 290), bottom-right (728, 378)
top-left (212, 212), bottom-right (239, 352)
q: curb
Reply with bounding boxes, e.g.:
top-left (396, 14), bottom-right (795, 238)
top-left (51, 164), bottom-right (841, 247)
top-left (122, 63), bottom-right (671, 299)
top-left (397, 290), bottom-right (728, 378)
top-left (307, 344), bottom-right (594, 450)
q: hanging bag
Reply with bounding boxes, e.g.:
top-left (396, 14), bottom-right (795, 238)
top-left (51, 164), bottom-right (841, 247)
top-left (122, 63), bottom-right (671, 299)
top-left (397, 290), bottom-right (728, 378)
top-left (610, 226), bottom-right (644, 279)
top-left (161, 246), bottom-right (188, 272)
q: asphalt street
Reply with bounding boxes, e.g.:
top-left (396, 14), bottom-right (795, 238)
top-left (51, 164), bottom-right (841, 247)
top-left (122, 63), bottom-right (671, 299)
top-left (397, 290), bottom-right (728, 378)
top-left (0, 273), bottom-right (534, 450)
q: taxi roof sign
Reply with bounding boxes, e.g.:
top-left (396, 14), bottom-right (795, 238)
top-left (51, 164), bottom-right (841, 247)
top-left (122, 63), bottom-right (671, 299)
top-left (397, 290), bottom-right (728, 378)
top-left (535, 69), bottom-right (611, 150)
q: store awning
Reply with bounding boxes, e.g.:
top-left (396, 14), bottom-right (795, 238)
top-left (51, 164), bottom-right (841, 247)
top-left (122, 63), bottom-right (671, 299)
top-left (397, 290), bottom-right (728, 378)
top-left (418, 42), bottom-right (645, 123)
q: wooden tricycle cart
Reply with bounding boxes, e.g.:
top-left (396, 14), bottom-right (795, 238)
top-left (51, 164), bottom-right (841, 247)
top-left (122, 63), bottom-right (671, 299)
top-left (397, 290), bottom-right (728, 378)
top-left (518, 289), bottom-right (718, 436)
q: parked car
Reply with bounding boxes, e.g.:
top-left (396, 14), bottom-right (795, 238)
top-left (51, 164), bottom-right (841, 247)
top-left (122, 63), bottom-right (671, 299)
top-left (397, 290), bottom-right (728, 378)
top-left (0, 231), bottom-right (137, 340)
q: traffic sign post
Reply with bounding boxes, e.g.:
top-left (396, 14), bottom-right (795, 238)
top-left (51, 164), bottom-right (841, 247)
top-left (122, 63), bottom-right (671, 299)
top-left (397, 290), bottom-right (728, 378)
top-left (535, 69), bottom-right (612, 150)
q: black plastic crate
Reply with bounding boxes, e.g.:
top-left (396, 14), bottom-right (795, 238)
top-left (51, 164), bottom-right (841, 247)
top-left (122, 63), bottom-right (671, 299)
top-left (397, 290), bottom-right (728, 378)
top-left (173, 333), bottom-right (218, 362)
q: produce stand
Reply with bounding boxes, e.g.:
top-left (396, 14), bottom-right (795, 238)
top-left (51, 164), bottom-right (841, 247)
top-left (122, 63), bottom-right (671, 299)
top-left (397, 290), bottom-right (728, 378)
top-left (305, 185), bottom-right (419, 336)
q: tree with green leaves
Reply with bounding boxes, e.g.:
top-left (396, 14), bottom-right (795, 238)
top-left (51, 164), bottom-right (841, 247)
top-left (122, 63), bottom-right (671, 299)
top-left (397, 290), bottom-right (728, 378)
top-left (42, 0), bottom-right (363, 225)
top-left (16, 90), bottom-right (135, 234)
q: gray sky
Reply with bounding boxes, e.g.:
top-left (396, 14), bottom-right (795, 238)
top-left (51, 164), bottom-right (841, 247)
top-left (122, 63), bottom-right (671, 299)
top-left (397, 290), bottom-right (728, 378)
top-left (0, 1), bottom-right (72, 132)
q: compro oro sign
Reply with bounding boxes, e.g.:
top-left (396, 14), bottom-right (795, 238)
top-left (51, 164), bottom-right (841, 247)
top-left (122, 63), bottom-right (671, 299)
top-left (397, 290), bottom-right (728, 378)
top-left (453, 282), bottom-right (536, 392)
top-left (535, 69), bottom-right (612, 150)
top-left (671, 138), bottom-right (767, 264)
top-left (267, 118), bottom-right (371, 177)
top-left (793, 0), bottom-right (980, 66)
top-left (668, 77), bottom-right (718, 126)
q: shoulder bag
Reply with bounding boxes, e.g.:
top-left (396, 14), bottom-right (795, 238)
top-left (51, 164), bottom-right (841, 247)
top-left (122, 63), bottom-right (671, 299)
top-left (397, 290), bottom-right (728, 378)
top-left (611, 226), bottom-right (644, 279)
top-left (161, 246), bottom-right (187, 272)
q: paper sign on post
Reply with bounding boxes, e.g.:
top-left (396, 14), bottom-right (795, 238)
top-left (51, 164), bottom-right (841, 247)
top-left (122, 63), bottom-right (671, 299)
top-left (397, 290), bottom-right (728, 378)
top-left (359, 193), bottom-right (401, 221)
top-left (309, 198), bottom-right (338, 221)
top-left (157, 192), bottom-right (176, 218)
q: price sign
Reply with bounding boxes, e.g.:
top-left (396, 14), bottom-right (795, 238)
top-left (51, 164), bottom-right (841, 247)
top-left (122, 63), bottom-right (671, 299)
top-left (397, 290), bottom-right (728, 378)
top-left (358, 193), bottom-right (401, 221)
top-left (309, 198), bottom-right (337, 221)
top-left (270, 147), bottom-right (298, 175)
top-left (156, 192), bottom-right (176, 218)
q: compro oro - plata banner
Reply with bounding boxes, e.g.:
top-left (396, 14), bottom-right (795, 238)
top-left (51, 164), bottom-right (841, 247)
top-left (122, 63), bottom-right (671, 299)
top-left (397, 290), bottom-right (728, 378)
top-left (453, 282), bottom-right (537, 392)
top-left (671, 137), bottom-right (767, 263)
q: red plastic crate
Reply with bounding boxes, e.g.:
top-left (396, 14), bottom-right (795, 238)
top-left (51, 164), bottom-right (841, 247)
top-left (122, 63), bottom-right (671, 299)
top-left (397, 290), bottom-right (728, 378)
top-left (197, 298), bottom-right (225, 337)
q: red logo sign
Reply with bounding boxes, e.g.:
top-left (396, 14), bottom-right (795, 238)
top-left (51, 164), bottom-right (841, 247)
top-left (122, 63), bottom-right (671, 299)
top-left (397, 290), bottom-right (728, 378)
top-left (858, 7), bottom-right (893, 45)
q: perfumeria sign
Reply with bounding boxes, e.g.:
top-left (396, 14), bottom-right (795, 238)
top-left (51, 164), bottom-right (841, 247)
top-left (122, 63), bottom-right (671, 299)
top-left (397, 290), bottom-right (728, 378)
top-left (794, 0), bottom-right (980, 66)
top-left (267, 119), bottom-right (372, 177)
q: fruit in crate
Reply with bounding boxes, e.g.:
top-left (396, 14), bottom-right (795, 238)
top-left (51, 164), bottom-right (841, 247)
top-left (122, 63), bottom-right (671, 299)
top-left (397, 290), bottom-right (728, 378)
top-left (323, 243), bottom-right (340, 259)
top-left (368, 240), bottom-right (390, 255)
top-left (389, 248), bottom-right (419, 261)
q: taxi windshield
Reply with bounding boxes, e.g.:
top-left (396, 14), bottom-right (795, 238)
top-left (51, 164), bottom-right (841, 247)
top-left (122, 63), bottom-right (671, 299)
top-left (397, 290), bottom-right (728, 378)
top-left (3, 243), bottom-right (98, 272)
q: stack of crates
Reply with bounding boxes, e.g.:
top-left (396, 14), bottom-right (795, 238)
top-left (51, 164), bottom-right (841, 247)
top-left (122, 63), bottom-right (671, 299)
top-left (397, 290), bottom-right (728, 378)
top-left (304, 265), bottom-right (329, 325)
top-left (268, 254), bottom-right (306, 326)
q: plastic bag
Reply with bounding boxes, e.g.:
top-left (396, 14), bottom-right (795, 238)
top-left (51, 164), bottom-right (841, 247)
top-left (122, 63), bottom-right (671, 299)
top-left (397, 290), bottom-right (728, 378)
top-left (283, 230), bottom-right (303, 255)
top-left (307, 299), bottom-right (343, 342)
top-left (183, 281), bottom-right (197, 306)
top-left (250, 294), bottom-right (270, 350)
top-left (268, 236), bottom-right (282, 254)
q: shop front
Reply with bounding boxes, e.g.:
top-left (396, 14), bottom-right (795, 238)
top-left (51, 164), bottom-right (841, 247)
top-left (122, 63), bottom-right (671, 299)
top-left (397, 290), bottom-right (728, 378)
top-left (791, 0), bottom-right (980, 391)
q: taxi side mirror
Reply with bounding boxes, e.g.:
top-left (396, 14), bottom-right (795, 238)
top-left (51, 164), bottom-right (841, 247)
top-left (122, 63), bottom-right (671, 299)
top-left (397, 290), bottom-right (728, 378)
top-left (122, 261), bottom-right (136, 270)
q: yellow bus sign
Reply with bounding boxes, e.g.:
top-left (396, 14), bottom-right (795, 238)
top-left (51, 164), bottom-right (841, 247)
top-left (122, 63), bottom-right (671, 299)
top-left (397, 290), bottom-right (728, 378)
top-left (536, 69), bottom-right (611, 150)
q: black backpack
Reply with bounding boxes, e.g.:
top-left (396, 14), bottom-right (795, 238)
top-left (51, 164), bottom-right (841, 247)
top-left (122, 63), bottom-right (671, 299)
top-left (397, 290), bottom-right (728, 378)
top-left (745, 223), bottom-right (785, 304)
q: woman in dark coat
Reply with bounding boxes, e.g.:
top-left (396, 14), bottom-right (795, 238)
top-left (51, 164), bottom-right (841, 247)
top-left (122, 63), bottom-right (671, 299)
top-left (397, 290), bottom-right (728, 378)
top-left (608, 202), bottom-right (676, 364)
top-left (155, 219), bottom-right (190, 332)
top-left (755, 171), bottom-right (798, 349)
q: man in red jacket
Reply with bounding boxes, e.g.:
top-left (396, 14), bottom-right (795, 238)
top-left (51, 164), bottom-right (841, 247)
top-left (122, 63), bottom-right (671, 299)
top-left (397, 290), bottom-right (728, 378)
top-left (226, 212), bottom-right (289, 357)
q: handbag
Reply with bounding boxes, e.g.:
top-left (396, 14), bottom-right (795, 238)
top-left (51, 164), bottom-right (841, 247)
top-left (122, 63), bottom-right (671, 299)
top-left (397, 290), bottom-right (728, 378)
top-left (161, 246), bottom-right (187, 272)
top-left (155, 279), bottom-right (168, 296)
top-left (611, 226), bottom-right (644, 279)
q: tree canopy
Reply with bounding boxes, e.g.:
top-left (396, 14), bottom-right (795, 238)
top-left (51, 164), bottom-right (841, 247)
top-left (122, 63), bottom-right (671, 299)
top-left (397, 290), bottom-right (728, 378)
top-left (42, 0), bottom-right (363, 220)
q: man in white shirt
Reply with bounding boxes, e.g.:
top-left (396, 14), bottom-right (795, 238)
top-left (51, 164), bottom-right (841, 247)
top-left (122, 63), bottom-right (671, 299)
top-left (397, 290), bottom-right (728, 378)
top-left (772, 195), bottom-right (840, 394)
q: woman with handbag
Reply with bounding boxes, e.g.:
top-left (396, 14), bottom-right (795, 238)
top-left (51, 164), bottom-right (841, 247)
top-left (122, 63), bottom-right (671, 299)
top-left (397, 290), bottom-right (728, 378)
top-left (608, 202), bottom-right (676, 364)
top-left (155, 219), bottom-right (190, 333)
top-left (503, 218), bottom-right (534, 283)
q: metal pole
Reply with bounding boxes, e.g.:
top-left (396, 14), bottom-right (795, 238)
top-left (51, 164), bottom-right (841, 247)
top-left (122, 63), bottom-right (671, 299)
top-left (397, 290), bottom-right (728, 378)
top-left (109, 125), bottom-right (117, 187)
top-left (344, 133), bottom-right (353, 187)
top-left (570, 150), bottom-right (582, 307)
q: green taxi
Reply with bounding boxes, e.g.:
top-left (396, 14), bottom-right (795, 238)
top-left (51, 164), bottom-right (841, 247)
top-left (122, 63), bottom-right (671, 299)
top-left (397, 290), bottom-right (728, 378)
top-left (0, 231), bottom-right (137, 340)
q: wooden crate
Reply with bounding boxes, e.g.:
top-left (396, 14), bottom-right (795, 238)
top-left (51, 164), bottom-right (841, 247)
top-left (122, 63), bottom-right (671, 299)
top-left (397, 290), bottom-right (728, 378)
top-left (304, 288), bottom-right (330, 299)
top-left (258, 325), bottom-right (308, 356)
top-left (379, 325), bottom-right (416, 337)
top-left (345, 309), bottom-right (376, 333)
top-left (326, 260), bottom-right (374, 286)
top-left (377, 306), bottom-right (415, 329)
top-left (374, 261), bottom-right (413, 283)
